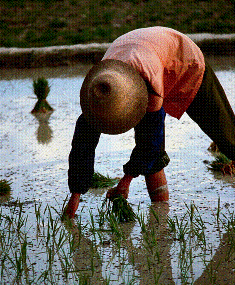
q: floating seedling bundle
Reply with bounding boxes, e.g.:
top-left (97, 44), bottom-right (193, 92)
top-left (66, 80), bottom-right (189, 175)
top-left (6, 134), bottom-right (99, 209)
top-left (31, 77), bottom-right (54, 113)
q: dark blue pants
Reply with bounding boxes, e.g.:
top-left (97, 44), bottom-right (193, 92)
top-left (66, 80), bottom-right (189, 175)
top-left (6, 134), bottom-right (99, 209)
top-left (123, 107), bottom-right (170, 177)
top-left (68, 108), bottom-right (169, 194)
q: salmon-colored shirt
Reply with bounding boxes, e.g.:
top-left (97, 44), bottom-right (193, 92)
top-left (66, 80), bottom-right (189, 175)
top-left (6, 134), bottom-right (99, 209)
top-left (103, 26), bottom-right (205, 119)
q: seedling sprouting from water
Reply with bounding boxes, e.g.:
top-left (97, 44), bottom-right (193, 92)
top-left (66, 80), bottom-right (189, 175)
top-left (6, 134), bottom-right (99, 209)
top-left (31, 77), bottom-right (54, 113)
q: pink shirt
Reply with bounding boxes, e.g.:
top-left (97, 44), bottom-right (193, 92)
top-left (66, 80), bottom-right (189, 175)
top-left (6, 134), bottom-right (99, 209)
top-left (103, 27), bottom-right (205, 119)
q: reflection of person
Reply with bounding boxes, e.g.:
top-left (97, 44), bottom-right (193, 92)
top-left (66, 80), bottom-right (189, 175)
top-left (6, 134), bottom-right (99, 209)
top-left (124, 203), bottom-right (174, 284)
top-left (63, 220), bottom-right (103, 283)
top-left (194, 232), bottom-right (235, 284)
top-left (65, 203), bottom-right (173, 284)
top-left (64, 26), bottom-right (235, 219)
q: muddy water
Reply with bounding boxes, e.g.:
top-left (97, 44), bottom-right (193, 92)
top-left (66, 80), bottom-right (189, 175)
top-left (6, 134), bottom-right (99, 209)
top-left (1, 56), bottom-right (235, 284)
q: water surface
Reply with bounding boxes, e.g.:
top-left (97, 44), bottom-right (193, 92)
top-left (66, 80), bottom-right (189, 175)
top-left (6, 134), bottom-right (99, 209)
top-left (1, 56), bottom-right (235, 284)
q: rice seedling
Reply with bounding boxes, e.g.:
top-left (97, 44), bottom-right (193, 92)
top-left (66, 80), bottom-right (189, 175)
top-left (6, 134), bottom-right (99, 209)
top-left (143, 226), bottom-right (160, 261)
top-left (91, 172), bottom-right (119, 188)
top-left (105, 209), bottom-right (124, 240)
top-left (0, 179), bottom-right (12, 195)
top-left (175, 214), bottom-right (189, 243)
top-left (150, 206), bottom-right (160, 225)
top-left (31, 77), bottom-right (54, 114)
top-left (1, 198), bottom-right (235, 284)
top-left (102, 195), bottom-right (136, 223)
top-left (136, 210), bottom-right (147, 233)
top-left (220, 210), bottom-right (235, 258)
top-left (153, 266), bottom-right (164, 285)
top-left (78, 274), bottom-right (91, 285)
top-left (208, 152), bottom-right (235, 175)
top-left (168, 203), bottom-right (208, 250)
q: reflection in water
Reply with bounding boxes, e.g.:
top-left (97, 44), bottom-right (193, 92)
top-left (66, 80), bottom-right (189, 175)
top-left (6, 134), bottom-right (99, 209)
top-left (194, 232), bottom-right (235, 284)
top-left (32, 111), bottom-right (53, 144)
top-left (63, 203), bottom-right (235, 284)
top-left (63, 219), bottom-right (103, 283)
top-left (64, 202), bottom-right (174, 284)
top-left (122, 203), bottom-right (174, 285)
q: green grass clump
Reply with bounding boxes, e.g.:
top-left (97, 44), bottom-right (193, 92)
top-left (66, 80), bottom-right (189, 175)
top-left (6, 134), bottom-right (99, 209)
top-left (33, 77), bottom-right (50, 100)
top-left (31, 77), bottom-right (54, 113)
top-left (103, 195), bottom-right (136, 223)
top-left (0, 179), bottom-right (12, 195)
top-left (210, 153), bottom-right (231, 170)
top-left (209, 153), bottom-right (235, 175)
top-left (91, 172), bottom-right (119, 188)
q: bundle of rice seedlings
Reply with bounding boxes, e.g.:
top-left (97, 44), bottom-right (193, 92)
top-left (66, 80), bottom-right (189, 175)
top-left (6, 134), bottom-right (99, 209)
top-left (0, 179), bottom-right (12, 195)
top-left (91, 172), bottom-right (119, 188)
top-left (31, 77), bottom-right (54, 113)
top-left (102, 194), bottom-right (136, 223)
top-left (209, 153), bottom-right (235, 175)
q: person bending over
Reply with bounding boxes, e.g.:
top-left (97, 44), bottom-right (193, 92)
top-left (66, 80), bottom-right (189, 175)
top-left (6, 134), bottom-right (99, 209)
top-left (64, 26), bottom-right (235, 219)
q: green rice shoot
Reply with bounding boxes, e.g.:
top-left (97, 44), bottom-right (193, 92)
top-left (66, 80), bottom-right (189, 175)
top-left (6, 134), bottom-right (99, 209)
top-left (102, 194), bottom-right (136, 223)
top-left (91, 172), bottom-right (119, 188)
top-left (31, 77), bottom-right (54, 113)
top-left (208, 153), bottom-right (235, 174)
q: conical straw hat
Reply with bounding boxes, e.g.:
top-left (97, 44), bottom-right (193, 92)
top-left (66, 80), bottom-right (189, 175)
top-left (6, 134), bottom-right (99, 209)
top-left (80, 59), bottom-right (148, 134)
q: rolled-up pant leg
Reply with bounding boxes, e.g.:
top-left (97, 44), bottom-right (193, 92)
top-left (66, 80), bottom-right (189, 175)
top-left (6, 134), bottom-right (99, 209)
top-left (68, 114), bottom-right (101, 194)
top-left (186, 63), bottom-right (235, 161)
top-left (123, 107), bottom-right (170, 177)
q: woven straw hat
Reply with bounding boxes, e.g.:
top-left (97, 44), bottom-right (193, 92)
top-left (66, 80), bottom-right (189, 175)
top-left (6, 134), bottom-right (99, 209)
top-left (80, 59), bottom-right (148, 134)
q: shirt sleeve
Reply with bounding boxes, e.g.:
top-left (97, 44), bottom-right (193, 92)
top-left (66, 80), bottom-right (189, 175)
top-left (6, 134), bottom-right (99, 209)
top-left (127, 46), bottom-right (165, 98)
top-left (68, 114), bottom-right (101, 194)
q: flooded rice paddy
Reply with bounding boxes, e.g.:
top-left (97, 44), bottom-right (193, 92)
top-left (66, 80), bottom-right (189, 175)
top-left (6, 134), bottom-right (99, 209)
top-left (0, 56), bottom-right (235, 284)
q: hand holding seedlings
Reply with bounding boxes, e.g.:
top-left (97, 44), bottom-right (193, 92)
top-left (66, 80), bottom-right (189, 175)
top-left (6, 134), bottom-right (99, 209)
top-left (63, 173), bottom-right (119, 219)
